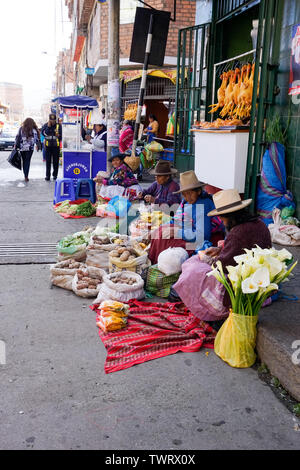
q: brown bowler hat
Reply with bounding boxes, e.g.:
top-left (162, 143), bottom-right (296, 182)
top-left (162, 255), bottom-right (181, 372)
top-left (150, 160), bottom-right (177, 176)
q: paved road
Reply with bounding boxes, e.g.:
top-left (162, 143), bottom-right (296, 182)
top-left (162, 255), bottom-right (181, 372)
top-left (0, 150), bottom-right (299, 450)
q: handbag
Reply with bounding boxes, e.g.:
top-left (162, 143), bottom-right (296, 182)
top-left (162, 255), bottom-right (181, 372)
top-left (7, 148), bottom-right (22, 170)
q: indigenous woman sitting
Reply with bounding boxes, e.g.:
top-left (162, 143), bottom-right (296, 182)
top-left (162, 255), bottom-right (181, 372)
top-left (98, 153), bottom-right (141, 199)
top-left (138, 160), bottom-right (181, 207)
top-left (173, 189), bottom-right (272, 327)
top-left (148, 171), bottom-right (215, 264)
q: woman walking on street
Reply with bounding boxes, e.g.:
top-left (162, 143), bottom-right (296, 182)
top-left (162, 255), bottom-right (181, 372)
top-left (15, 118), bottom-right (40, 182)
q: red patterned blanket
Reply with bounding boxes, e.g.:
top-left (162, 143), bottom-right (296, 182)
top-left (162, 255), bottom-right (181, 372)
top-left (90, 300), bottom-right (216, 373)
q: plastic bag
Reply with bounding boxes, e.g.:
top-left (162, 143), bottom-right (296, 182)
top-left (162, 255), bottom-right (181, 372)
top-left (94, 271), bottom-right (145, 304)
top-left (50, 259), bottom-right (85, 291)
top-left (146, 264), bottom-right (180, 298)
top-left (109, 246), bottom-right (149, 277)
top-left (72, 266), bottom-right (106, 298)
top-left (96, 300), bottom-right (129, 332)
top-left (146, 141), bottom-right (164, 153)
top-left (268, 208), bottom-right (300, 246)
top-left (157, 247), bottom-right (189, 276)
top-left (106, 196), bottom-right (132, 218)
top-left (214, 311), bottom-right (258, 368)
top-left (57, 229), bottom-right (92, 261)
top-left (96, 314), bottom-right (127, 332)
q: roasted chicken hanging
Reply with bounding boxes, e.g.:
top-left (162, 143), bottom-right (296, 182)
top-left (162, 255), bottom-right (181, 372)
top-left (209, 63), bottom-right (256, 121)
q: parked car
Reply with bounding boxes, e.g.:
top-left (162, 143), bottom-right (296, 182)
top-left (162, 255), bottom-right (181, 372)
top-left (0, 131), bottom-right (16, 150)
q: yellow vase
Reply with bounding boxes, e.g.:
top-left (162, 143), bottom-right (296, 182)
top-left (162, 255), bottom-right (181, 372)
top-left (214, 311), bottom-right (258, 368)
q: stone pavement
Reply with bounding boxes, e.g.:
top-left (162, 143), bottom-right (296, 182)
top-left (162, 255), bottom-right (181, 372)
top-left (0, 151), bottom-right (299, 450)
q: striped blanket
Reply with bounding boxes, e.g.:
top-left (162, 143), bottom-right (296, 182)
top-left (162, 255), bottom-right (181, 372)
top-left (90, 300), bottom-right (216, 373)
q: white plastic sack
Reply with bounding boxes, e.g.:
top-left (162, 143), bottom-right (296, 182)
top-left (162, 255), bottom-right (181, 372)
top-left (157, 247), bottom-right (189, 276)
top-left (86, 233), bottom-right (117, 270)
top-left (50, 259), bottom-right (86, 291)
top-left (94, 271), bottom-right (145, 304)
top-left (72, 266), bottom-right (106, 298)
top-left (268, 208), bottom-right (300, 246)
top-left (99, 185), bottom-right (125, 199)
top-left (50, 275), bottom-right (74, 291)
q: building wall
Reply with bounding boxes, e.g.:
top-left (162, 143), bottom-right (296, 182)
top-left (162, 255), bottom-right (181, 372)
top-left (0, 82), bottom-right (24, 122)
top-left (87, 1), bottom-right (101, 67)
top-left (273, 1), bottom-right (300, 218)
top-left (99, 0), bottom-right (196, 60)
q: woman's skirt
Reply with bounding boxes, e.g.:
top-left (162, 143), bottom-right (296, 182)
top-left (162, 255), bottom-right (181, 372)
top-left (99, 184), bottom-right (141, 200)
top-left (174, 256), bottom-right (229, 322)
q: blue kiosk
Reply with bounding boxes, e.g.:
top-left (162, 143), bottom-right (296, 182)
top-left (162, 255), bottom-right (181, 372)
top-left (52, 95), bottom-right (107, 183)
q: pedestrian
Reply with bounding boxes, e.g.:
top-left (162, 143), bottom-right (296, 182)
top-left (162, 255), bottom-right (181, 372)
top-left (15, 118), bottom-right (40, 182)
top-left (41, 113), bottom-right (62, 181)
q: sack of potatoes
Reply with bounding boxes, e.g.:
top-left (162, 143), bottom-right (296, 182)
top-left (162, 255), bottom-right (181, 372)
top-left (72, 266), bottom-right (107, 298)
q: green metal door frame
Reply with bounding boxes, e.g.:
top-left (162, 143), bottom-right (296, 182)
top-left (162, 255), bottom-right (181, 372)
top-left (244, 0), bottom-right (284, 205)
top-left (174, 23), bottom-right (212, 172)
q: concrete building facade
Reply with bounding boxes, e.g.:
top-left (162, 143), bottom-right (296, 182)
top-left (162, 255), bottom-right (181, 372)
top-left (0, 82), bottom-right (24, 123)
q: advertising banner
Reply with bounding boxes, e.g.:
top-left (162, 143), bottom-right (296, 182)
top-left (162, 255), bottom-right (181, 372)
top-left (289, 23), bottom-right (300, 95)
top-left (63, 151), bottom-right (91, 180)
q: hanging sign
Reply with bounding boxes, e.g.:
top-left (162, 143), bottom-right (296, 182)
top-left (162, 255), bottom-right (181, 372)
top-left (289, 23), bottom-right (300, 95)
top-left (63, 152), bottom-right (91, 180)
top-left (65, 108), bottom-right (82, 117)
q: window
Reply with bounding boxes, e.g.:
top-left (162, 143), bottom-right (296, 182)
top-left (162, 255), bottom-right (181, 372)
top-left (120, 0), bottom-right (137, 25)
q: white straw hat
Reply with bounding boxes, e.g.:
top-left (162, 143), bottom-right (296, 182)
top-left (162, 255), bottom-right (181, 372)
top-left (208, 189), bottom-right (252, 216)
top-left (173, 170), bottom-right (205, 194)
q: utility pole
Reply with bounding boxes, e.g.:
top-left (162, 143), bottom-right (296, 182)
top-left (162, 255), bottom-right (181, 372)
top-left (107, 0), bottom-right (121, 165)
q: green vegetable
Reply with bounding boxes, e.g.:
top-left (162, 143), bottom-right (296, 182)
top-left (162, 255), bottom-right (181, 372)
top-left (75, 201), bottom-right (96, 217)
top-left (55, 200), bottom-right (72, 213)
top-left (281, 206), bottom-right (295, 219)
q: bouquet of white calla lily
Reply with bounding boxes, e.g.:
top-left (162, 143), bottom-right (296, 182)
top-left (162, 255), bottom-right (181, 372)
top-left (241, 277), bottom-right (259, 294)
top-left (251, 267), bottom-right (270, 288)
top-left (209, 246), bottom-right (297, 368)
top-left (207, 246), bottom-right (297, 317)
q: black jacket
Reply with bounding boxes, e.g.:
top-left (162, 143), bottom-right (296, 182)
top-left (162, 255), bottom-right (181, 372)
top-left (41, 122), bottom-right (62, 147)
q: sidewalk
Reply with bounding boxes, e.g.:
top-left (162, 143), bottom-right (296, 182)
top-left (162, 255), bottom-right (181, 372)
top-left (0, 153), bottom-right (299, 449)
top-left (257, 245), bottom-right (300, 401)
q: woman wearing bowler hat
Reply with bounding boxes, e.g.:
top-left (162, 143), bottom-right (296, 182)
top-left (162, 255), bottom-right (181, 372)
top-left (95, 152), bottom-right (141, 199)
top-left (138, 160), bottom-right (181, 207)
top-left (173, 189), bottom-right (272, 328)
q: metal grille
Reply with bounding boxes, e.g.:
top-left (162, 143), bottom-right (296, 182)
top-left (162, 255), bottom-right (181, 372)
top-left (122, 77), bottom-right (176, 100)
top-left (174, 23), bottom-right (211, 172)
top-left (0, 243), bottom-right (57, 264)
top-left (214, 0), bottom-right (260, 21)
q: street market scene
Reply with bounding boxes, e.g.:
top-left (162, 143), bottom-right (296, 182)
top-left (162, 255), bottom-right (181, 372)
top-left (0, 0), bottom-right (300, 454)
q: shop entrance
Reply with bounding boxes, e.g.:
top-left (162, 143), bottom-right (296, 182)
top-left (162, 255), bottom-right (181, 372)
top-left (175, 0), bottom-right (283, 206)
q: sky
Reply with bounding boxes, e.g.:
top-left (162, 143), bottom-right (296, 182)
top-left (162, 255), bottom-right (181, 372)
top-left (0, 0), bottom-right (72, 112)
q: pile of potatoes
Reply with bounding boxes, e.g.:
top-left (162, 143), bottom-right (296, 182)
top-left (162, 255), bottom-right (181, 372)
top-left (110, 247), bottom-right (137, 262)
top-left (91, 235), bottom-right (110, 246)
top-left (110, 273), bottom-right (137, 286)
top-left (76, 269), bottom-right (103, 290)
top-left (57, 259), bottom-right (83, 269)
